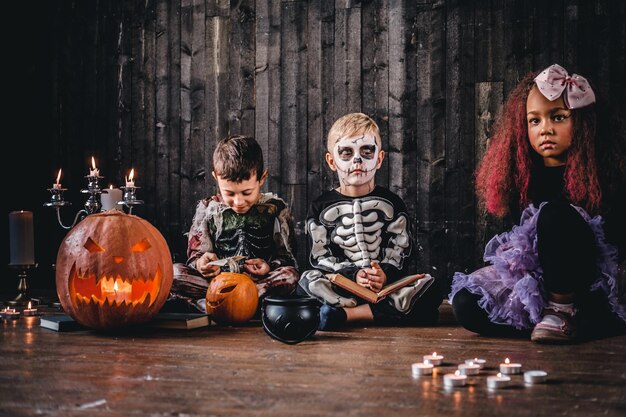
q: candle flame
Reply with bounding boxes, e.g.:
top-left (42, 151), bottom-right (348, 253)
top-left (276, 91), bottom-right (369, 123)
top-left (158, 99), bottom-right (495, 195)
top-left (454, 370), bottom-right (460, 376)
top-left (505, 358), bottom-right (510, 364)
top-left (129, 168), bottom-right (135, 181)
top-left (91, 156), bottom-right (97, 170)
top-left (109, 184), bottom-right (114, 189)
top-left (497, 373), bottom-right (503, 378)
top-left (113, 281), bottom-right (119, 292)
top-left (27, 301), bottom-right (32, 309)
top-left (56, 169), bottom-right (62, 184)
top-left (432, 352), bottom-right (437, 356)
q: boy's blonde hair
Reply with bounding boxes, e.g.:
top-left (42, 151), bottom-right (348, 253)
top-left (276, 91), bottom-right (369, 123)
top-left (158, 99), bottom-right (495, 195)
top-left (326, 112), bottom-right (382, 152)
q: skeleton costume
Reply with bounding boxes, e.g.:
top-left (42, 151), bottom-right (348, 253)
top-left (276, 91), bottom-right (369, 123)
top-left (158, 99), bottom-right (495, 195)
top-left (298, 186), bottom-right (441, 325)
top-left (169, 193), bottom-right (299, 313)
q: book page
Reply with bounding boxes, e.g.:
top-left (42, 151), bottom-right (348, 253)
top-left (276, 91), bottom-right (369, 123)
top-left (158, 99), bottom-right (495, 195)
top-left (377, 274), bottom-right (427, 297)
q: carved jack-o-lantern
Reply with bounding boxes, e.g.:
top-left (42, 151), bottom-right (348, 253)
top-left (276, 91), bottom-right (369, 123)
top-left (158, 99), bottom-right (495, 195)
top-left (55, 211), bottom-right (173, 329)
top-left (206, 272), bottom-right (258, 324)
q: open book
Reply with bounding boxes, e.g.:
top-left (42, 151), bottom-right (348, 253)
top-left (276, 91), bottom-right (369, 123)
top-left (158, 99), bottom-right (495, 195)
top-left (326, 273), bottom-right (434, 304)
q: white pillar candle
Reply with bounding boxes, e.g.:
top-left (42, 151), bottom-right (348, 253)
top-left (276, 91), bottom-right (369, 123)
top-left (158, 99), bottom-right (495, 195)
top-left (101, 187), bottom-right (123, 211)
top-left (9, 211), bottom-right (35, 265)
top-left (499, 358), bottom-right (522, 374)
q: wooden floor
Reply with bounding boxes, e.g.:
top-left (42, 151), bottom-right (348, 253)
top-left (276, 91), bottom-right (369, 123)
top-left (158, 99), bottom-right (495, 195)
top-left (1, 300), bottom-right (625, 417)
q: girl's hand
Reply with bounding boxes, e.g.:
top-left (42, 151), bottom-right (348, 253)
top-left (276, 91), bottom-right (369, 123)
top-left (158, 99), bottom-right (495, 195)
top-left (244, 258), bottom-right (271, 276)
top-left (196, 252), bottom-right (221, 278)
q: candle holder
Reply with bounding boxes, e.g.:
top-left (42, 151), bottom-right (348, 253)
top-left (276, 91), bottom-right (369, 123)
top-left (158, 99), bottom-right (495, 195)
top-left (120, 185), bottom-right (144, 214)
top-left (45, 175), bottom-right (104, 229)
top-left (7, 264), bottom-right (38, 306)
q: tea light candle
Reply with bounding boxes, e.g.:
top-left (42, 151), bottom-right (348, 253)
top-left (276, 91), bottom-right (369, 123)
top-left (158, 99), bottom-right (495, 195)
top-left (423, 352), bottom-right (444, 366)
top-left (8, 211), bottom-right (35, 265)
top-left (500, 358), bottom-right (522, 374)
top-left (101, 186), bottom-right (123, 211)
top-left (23, 301), bottom-right (38, 316)
top-left (2, 307), bottom-right (20, 320)
top-left (443, 370), bottom-right (467, 387)
top-left (524, 370), bottom-right (548, 384)
top-left (412, 362), bottom-right (434, 377)
top-left (487, 373), bottom-right (511, 389)
top-left (465, 358), bottom-right (486, 369)
top-left (458, 362), bottom-right (481, 375)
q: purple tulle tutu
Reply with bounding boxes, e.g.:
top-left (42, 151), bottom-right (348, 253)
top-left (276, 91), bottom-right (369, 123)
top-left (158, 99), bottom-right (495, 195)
top-left (449, 203), bottom-right (626, 330)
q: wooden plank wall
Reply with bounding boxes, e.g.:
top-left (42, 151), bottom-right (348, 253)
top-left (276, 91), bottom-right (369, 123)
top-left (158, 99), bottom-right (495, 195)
top-left (4, 0), bottom-right (626, 296)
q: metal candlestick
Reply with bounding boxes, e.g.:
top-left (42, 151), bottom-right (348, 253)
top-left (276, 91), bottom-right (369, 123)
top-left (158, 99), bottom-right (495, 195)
top-left (119, 185), bottom-right (144, 214)
top-left (8, 264), bottom-right (38, 306)
top-left (44, 175), bottom-right (103, 229)
top-left (82, 174), bottom-right (104, 214)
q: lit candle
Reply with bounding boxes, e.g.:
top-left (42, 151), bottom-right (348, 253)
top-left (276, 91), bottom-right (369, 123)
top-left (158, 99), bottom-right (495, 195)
top-left (423, 352), bottom-right (444, 366)
top-left (125, 168), bottom-right (135, 187)
top-left (23, 301), bottom-right (38, 316)
top-left (101, 185), bottom-right (123, 211)
top-left (8, 211), bottom-right (35, 265)
top-left (524, 370), bottom-right (548, 384)
top-left (465, 358), bottom-right (486, 369)
top-left (443, 370), bottom-right (467, 387)
top-left (487, 373), bottom-right (511, 389)
top-left (411, 362), bottom-right (434, 377)
top-left (89, 156), bottom-right (100, 177)
top-left (53, 168), bottom-right (62, 189)
top-left (499, 358), bottom-right (522, 374)
top-left (102, 279), bottom-right (132, 304)
top-left (458, 362), bottom-right (481, 375)
top-left (2, 307), bottom-right (21, 320)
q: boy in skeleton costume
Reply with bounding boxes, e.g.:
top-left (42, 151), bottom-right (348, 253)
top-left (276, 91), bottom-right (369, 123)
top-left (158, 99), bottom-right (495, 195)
top-left (298, 113), bottom-right (442, 330)
top-left (168, 135), bottom-right (299, 313)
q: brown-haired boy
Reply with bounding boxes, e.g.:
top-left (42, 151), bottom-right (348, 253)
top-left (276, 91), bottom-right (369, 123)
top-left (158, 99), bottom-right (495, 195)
top-left (298, 113), bottom-right (442, 330)
top-left (168, 135), bottom-right (299, 313)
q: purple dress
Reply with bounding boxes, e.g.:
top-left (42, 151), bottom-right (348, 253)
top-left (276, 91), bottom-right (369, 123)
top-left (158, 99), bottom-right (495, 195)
top-left (449, 202), bottom-right (626, 330)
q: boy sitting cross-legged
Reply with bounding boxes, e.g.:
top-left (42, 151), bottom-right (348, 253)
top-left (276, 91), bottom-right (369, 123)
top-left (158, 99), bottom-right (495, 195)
top-left (297, 112), bottom-right (443, 330)
top-left (167, 135), bottom-right (300, 314)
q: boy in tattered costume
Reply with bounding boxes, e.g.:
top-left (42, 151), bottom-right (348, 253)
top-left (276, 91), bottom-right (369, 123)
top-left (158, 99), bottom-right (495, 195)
top-left (297, 113), bottom-right (442, 330)
top-left (168, 135), bottom-right (299, 313)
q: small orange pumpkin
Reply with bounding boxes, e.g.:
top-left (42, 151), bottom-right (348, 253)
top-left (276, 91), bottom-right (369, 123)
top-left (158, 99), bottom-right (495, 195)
top-left (206, 272), bottom-right (258, 324)
top-left (55, 211), bottom-right (173, 329)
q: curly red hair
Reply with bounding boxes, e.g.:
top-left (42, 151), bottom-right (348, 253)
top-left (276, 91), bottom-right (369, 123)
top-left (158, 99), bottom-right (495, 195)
top-left (475, 70), bottom-right (613, 217)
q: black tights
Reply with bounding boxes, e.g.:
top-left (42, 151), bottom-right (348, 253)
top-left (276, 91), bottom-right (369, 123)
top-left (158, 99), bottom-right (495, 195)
top-left (452, 201), bottom-right (617, 337)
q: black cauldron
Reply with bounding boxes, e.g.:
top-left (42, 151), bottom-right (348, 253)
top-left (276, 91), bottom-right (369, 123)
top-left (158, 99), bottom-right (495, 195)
top-left (262, 295), bottom-right (320, 344)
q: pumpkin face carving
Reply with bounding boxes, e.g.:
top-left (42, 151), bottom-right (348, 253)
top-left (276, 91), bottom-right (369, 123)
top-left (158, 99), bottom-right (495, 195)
top-left (206, 272), bottom-right (258, 324)
top-left (55, 211), bottom-right (173, 329)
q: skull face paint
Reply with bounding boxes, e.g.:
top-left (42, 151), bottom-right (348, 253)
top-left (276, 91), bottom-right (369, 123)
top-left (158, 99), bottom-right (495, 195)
top-left (333, 134), bottom-right (380, 187)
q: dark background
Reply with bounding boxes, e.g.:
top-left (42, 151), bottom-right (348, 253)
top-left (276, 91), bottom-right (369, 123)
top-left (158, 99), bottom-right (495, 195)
top-left (3, 0), bottom-right (625, 297)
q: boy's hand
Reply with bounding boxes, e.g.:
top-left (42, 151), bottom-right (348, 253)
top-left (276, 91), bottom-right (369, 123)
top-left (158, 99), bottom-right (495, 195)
top-left (356, 261), bottom-right (387, 292)
top-left (196, 252), bottom-right (221, 278)
top-left (244, 258), bottom-right (270, 276)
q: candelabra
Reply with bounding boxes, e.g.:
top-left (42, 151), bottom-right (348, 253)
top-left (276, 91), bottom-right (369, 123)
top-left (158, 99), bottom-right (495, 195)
top-left (45, 172), bottom-right (143, 229)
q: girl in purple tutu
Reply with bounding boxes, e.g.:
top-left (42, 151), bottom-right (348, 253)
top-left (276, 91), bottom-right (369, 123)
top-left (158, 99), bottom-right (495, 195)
top-left (449, 64), bottom-right (626, 343)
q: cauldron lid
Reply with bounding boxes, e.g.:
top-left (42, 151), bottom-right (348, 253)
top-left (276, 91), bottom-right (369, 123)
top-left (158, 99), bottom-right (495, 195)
top-left (263, 295), bottom-right (320, 306)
